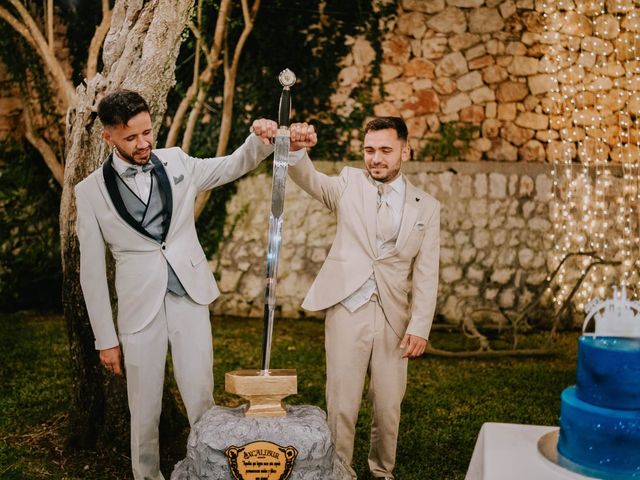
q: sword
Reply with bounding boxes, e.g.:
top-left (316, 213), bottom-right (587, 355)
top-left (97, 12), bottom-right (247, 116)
top-left (260, 68), bottom-right (296, 375)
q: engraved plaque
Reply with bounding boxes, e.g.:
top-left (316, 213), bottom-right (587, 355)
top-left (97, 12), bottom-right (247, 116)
top-left (225, 440), bottom-right (298, 480)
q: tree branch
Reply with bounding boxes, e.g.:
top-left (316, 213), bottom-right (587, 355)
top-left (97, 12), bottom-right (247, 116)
top-left (193, 0), bottom-right (260, 219)
top-left (86, 0), bottom-right (111, 80)
top-left (7, 0), bottom-right (76, 109)
top-left (23, 105), bottom-right (64, 185)
top-left (0, 5), bottom-right (38, 51)
top-left (46, 0), bottom-right (53, 49)
top-left (166, 0), bottom-right (230, 147)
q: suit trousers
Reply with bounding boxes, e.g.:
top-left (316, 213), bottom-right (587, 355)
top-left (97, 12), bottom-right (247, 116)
top-left (325, 297), bottom-right (408, 479)
top-left (119, 292), bottom-right (214, 480)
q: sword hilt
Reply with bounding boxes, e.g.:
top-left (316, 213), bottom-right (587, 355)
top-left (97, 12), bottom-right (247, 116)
top-left (278, 88), bottom-right (291, 127)
top-left (277, 68), bottom-right (296, 127)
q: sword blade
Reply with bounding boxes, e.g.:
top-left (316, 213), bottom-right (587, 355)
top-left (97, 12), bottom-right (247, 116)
top-left (261, 131), bottom-right (290, 374)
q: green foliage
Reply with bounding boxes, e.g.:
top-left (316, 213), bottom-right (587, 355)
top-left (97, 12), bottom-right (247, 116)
top-left (0, 142), bottom-right (62, 312)
top-left (420, 121), bottom-right (481, 161)
top-left (0, 312), bottom-right (578, 479)
top-left (161, 1), bottom-right (381, 254)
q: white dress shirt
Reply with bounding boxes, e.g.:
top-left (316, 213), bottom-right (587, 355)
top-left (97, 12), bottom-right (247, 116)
top-left (341, 174), bottom-right (406, 312)
top-left (111, 150), bottom-right (153, 204)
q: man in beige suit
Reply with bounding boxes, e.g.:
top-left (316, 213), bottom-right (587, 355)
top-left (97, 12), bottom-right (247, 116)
top-left (281, 117), bottom-right (440, 479)
top-left (76, 90), bottom-right (277, 480)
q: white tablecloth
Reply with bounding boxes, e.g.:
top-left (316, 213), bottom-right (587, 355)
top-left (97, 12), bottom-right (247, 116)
top-left (464, 422), bottom-right (591, 480)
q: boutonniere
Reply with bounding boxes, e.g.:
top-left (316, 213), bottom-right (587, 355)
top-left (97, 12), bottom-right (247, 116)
top-left (173, 174), bottom-right (184, 185)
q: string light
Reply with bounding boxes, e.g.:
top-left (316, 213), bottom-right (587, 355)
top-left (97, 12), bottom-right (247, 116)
top-left (545, 0), bottom-right (640, 310)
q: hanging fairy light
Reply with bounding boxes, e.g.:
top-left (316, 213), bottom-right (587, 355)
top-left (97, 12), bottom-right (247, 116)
top-left (544, 0), bottom-right (640, 310)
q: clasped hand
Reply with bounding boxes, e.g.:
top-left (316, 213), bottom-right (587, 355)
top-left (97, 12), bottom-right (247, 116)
top-left (251, 119), bottom-right (317, 151)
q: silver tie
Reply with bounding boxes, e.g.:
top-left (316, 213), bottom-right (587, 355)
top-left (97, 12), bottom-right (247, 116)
top-left (377, 183), bottom-right (395, 242)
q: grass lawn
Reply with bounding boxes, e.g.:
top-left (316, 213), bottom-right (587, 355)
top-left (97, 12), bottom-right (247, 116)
top-left (0, 312), bottom-right (578, 479)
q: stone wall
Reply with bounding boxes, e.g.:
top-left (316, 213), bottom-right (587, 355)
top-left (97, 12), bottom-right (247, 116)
top-left (211, 161), bottom-right (555, 322)
top-left (332, 0), bottom-right (639, 164)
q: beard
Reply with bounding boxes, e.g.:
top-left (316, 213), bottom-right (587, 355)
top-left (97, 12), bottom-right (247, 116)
top-left (114, 143), bottom-right (152, 165)
top-left (366, 164), bottom-right (401, 183)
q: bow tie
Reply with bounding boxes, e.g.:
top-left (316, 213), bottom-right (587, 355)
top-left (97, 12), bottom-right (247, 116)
top-left (121, 163), bottom-right (154, 178)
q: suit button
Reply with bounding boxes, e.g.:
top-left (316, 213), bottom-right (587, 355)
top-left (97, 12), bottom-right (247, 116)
top-left (161, 242), bottom-right (166, 250)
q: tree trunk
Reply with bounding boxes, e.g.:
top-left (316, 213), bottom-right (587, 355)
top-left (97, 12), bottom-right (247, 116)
top-left (59, 0), bottom-right (195, 449)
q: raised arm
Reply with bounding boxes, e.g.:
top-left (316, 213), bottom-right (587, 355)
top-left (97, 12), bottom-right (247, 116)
top-left (286, 122), bottom-right (346, 212)
top-left (190, 120), bottom-right (276, 192)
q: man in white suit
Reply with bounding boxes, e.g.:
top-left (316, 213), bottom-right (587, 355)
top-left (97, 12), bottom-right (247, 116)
top-left (265, 117), bottom-right (440, 479)
top-left (75, 90), bottom-right (277, 480)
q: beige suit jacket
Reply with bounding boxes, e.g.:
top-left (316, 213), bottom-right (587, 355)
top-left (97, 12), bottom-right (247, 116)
top-left (75, 135), bottom-right (272, 350)
top-left (289, 152), bottom-right (440, 339)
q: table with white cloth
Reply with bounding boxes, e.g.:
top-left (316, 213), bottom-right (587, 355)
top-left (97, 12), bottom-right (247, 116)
top-left (465, 422), bottom-right (593, 480)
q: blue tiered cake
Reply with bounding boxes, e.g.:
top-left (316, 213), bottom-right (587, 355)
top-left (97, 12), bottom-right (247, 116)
top-left (557, 288), bottom-right (640, 479)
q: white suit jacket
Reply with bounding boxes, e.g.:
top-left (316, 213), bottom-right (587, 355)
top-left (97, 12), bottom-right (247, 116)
top-left (76, 135), bottom-right (272, 350)
top-left (289, 152), bottom-right (440, 340)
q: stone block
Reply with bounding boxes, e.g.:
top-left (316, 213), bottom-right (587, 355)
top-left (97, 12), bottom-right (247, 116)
top-left (467, 266), bottom-right (485, 282)
top-left (353, 38), bottom-right (376, 66)
top-left (487, 138), bottom-right (518, 161)
top-left (489, 173), bottom-right (507, 198)
top-left (501, 122), bottom-right (534, 146)
top-left (507, 56), bottom-right (539, 76)
top-left (469, 86), bottom-right (495, 104)
top-left (497, 102), bottom-right (516, 121)
top-left (428, 7), bottom-right (467, 34)
top-left (421, 36), bottom-right (449, 59)
top-left (448, 0), bottom-right (484, 6)
top-left (482, 65), bottom-right (508, 84)
top-left (403, 0), bottom-right (445, 13)
top-left (383, 37), bottom-right (412, 65)
top-left (385, 80), bottom-right (414, 100)
top-left (457, 71), bottom-right (484, 91)
top-left (469, 7), bottom-right (505, 33)
top-left (442, 265), bottom-right (464, 283)
top-left (398, 12), bottom-right (428, 38)
top-left (496, 81), bottom-right (529, 102)
top-left (498, 288), bottom-right (516, 308)
top-left (474, 173), bottom-right (488, 197)
top-left (381, 64), bottom-right (403, 82)
top-left (471, 231), bottom-right (492, 254)
top-left (435, 51), bottom-right (469, 77)
top-left (490, 268), bottom-right (514, 284)
top-left (402, 89), bottom-right (440, 114)
top-left (519, 140), bottom-right (546, 161)
top-left (171, 405), bottom-right (350, 480)
top-left (433, 77), bottom-right (458, 95)
top-left (515, 112), bottom-right (548, 130)
top-left (460, 105), bottom-right (485, 123)
top-left (449, 33), bottom-right (482, 51)
top-left (465, 44), bottom-right (487, 60)
top-left (461, 247), bottom-right (478, 264)
top-left (442, 93), bottom-right (472, 114)
top-left (468, 55), bottom-right (495, 70)
top-left (403, 58), bottom-right (436, 78)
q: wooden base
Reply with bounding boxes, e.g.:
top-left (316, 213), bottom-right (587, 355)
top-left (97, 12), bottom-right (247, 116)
top-left (225, 369), bottom-right (297, 417)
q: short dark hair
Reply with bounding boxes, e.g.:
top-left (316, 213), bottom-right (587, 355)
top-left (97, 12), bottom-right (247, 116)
top-left (364, 116), bottom-right (408, 142)
top-left (97, 90), bottom-right (150, 127)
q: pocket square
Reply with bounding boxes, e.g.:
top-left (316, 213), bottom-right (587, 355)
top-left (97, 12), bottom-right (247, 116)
top-left (173, 174), bottom-right (184, 184)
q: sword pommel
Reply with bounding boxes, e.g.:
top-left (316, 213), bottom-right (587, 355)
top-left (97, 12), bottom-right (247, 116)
top-left (278, 69), bottom-right (296, 127)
